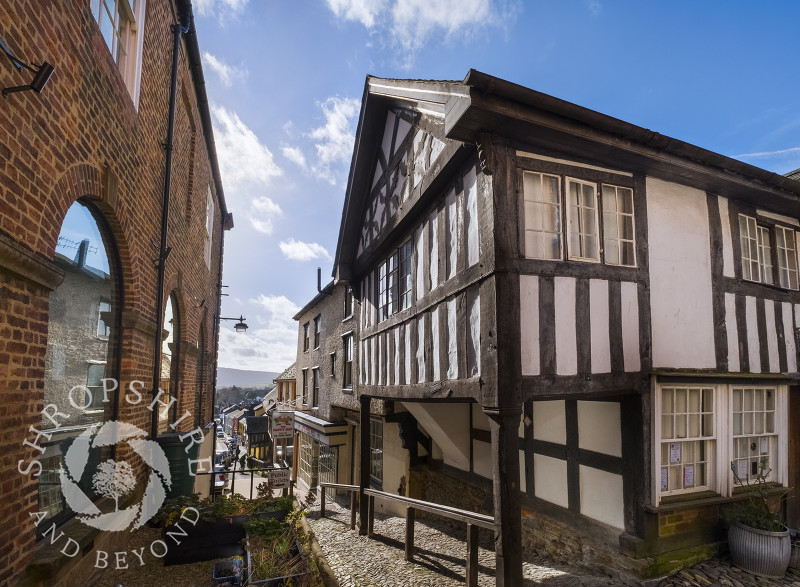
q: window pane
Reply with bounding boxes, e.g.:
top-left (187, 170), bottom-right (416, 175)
top-left (602, 184), bottom-right (635, 267)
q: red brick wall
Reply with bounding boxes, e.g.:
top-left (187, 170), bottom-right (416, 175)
top-left (0, 0), bottom-right (226, 583)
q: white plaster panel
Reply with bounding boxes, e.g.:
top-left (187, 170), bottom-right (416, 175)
top-left (465, 165), bottom-right (479, 268)
top-left (371, 336), bottom-right (376, 385)
top-left (467, 286), bottom-right (480, 377)
top-left (746, 296), bottom-right (761, 373)
top-left (377, 333), bottom-right (383, 385)
top-left (589, 279), bottom-right (610, 374)
top-left (405, 322), bottom-right (412, 384)
top-left (416, 224), bottom-right (425, 298)
top-left (447, 297), bottom-right (458, 380)
top-left (725, 293), bottom-right (740, 372)
top-left (431, 305), bottom-right (441, 381)
top-left (646, 177), bottom-right (716, 369)
top-left (417, 315), bottom-right (426, 383)
top-left (621, 281), bottom-right (641, 372)
top-left (446, 188), bottom-right (457, 281)
top-left (520, 275), bottom-right (540, 376)
top-left (394, 326), bottom-right (401, 383)
top-left (429, 137), bottom-right (446, 166)
top-left (533, 400), bottom-right (566, 445)
top-left (579, 466), bottom-right (624, 530)
top-left (381, 111), bottom-right (396, 162)
top-left (795, 304), bottom-right (800, 329)
top-left (519, 450), bottom-right (526, 493)
top-left (396, 116), bottom-right (412, 149)
top-left (554, 277), bottom-right (577, 375)
top-left (577, 401), bottom-right (621, 457)
top-left (718, 196), bottom-right (735, 278)
top-left (534, 454), bottom-right (569, 508)
top-left (429, 209), bottom-right (439, 289)
top-left (472, 440), bottom-right (492, 479)
top-left (783, 302), bottom-right (797, 373)
top-left (404, 402), bottom-right (470, 471)
top-left (472, 403), bottom-right (491, 431)
top-left (764, 299), bottom-right (779, 373)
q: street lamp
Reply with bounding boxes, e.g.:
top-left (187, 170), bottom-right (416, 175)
top-left (220, 315), bottom-right (248, 333)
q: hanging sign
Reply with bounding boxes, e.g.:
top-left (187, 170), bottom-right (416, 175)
top-left (271, 412), bottom-right (295, 440)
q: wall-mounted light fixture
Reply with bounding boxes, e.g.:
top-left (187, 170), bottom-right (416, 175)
top-left (219, 315), bottom-right (248, 334)
top-left (1, 35), bottom-right (54, 98)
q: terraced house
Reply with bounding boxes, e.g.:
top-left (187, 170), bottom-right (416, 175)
top-left (332, 71), bottom-right (800, 583)
top-left (0, 1), bottom-right (230, 585)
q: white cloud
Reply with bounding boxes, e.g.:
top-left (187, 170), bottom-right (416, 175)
top-left (202, 52), bottom-right (248, 87)
top-left (734, 146), bottom-right (800, 159)
top-left (279, 238), bottom-right (332, 262)
top-left (325, 0), bottom-right (514, 67)
top-left (212, 106), bottom-right (282, 194)
top-left (587, 0), bottom-right (601, 16)
top-left (217, 294), bottom-right (300, 371)
top-left (194, 0), bottom-right (249, 18)
top-left (281, 145), bottom-right (307, 168)
top-left (249, 196), bottom-right (282, 234)
top-left (308, 97), bottom-right (361, 184)
top-left (325, 0), bottom-right (388, 28)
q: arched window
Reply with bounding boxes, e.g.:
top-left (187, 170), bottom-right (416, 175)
top-left (40, 200), bottom-right (120, 529)
top-left (160, 293), bottom-right (180, 429)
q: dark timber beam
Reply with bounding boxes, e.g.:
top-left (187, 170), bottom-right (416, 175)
top-left (359, 395), bottom-right (371, 535)
top-left (486, 406), bottom-right (523, 587)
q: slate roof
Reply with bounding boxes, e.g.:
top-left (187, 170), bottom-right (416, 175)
top-left (274, 362), bottom-right (296, 382)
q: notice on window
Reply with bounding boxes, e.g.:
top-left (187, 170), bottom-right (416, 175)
top-left (660, 467), bottom-right (668, 492)
top-left (669, 442), bottom-right (681, 464)
top-left (683, 465), bottom-right (694, 488)
top-left (760, 437), bottom-right (769, 454)
top-left (736, 460), bottom-right (747, 479)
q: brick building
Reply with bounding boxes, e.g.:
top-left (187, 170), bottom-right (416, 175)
top-left (0, 1), bottom-right (231, 585)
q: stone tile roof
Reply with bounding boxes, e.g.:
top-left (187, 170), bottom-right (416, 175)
top-left (274, 362), bottom-right (296, 382)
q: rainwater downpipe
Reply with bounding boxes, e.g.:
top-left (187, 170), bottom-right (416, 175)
top-left (151, 16), bottom-right (190, 439)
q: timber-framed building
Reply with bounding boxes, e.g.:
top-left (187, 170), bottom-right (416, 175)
top-left (332, 71), bottom-right (800, 582)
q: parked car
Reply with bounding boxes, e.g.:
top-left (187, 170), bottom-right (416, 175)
top-left (213, 465), bottom-right (228, 494)
top-left (216, 429), bottom-right (225, 439)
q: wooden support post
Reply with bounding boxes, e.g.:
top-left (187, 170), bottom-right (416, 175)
top-left (486, 407), bottom-right (523, 587)
top-left (367, 495), bottom-right (375, 538)
top-left (466, 523), bottom-right (479, 587)
top-left (320, 485), bottom-right (326, 518)
top-left (350, 491), bottom-right (357, 530)
top-left (405, 507), bottom-right (415, 561)
top-left (359, 395), bottom-right (371, 535)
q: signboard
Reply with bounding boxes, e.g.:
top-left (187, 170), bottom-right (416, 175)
top-left (268, 467), bottom-right (290, 489)
top-left (271, 412), bottom-right (295, 440)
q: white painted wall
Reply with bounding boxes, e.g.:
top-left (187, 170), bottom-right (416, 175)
top-left (467, 286), bottom-right (480, 377)
top-left (589, 279), bottom-right (610, 373)
top-left (718, 196), bottom-right (735, 277)
top-left (764, 299), bottom-right (779, 372)
top-left (783, 302), bottom-right (796, 372)
top-left (533, 400), bottom-right (566, 444)
top-left (473, 440), bottom-right (492, 479)
top-left (472, 403), bottom-right (490, 431)
top-left (554, 277), bottom-right (577, 375)
top-left (403, 402), bottom-right (470, 471)
top-left (376, 420), bottom-right (411, 517)
top-left (577, 401), bottom-right (621, 457)
top-left (416, 314), bottom-right (426, 383)
top-left (465, 165), bottom-right (479, 267)
top-left (725, 293), bottom-right (740, 372)
top-left (620, 281), bottom-right (640, 372)
top-left (579, 466), bottom-right (624, 529)
top-left (745, 295), bottom-right (760, 372)
top-left (431, 305), bottom-right (441, 381)
top-left (647, 177), bottom-right (716, 369)
top-left (520, 275), bottom-right (540, 376)
top-left (534, 454), bottom-right (569, 508)
top-left (447, 297), bottom-right (458, 380)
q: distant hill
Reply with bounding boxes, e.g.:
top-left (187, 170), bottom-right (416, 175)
top-left (217, 367), bottom-right (281, 388)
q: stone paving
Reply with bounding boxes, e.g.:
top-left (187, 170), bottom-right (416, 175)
top-left (303, 497), bottom-right (800, 587)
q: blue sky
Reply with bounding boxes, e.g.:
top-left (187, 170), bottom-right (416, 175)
top-left (193, 0), bottom-right (800, 372)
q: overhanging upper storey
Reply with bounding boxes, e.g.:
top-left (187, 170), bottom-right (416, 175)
top-left (333, 77), bottom-right (470, 282)
top-left (448, 69), bottom-right (800, 214)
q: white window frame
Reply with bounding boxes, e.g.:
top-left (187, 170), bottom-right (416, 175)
top-left (377, 240), bottom-right (413, 322)
top-left (522, 171), bottom-right (562, 260)
top-left (739, 214), bottom-right (799, 290)
top-left (654, 383), bottom-right (788, 505)
top-left (566, 177), bottom-right (600, 262)
top-left (90, 0), bottom-right (147, 106)
top-left (600, 184), bottom-right (636, 267)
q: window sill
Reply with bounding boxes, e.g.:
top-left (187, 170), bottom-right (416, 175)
top-left (739, 277), bottom-right (798, 293)
top-left (647, 485), bottom-right (787, 513)
top-left (342, 387), bottom-right (353, 395)
top-left (342, 314), bottom-right (354, 323)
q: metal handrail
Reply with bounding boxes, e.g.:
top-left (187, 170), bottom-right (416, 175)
top-left (318, 482), bottom-right (494, 586)
top-left (363, 488), bottom-right (494, 529)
